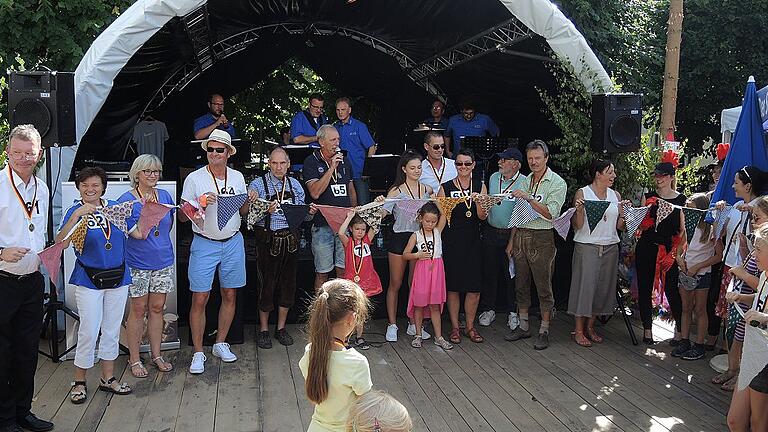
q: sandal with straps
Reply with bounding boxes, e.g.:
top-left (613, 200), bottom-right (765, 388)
top-left (70, 381), bottom-right (87, 404)
top-left (586, 327), bottom-right (603, 343)
top-left (99, 377), bottom-right (132, 395)
top-left (466, 327), bottom-right (484, 343)
top-left (449, 328), bottom-right (461, 344)
top-left (129, 361), bottom-right (148, 378)
top-left (712, 371), bottom-right (737, 385)
top-left (152, 356), bottom-right (173, 372)
top-left (572, 331), bottom-right (592, 347)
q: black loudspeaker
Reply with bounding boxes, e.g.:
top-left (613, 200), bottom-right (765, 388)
top-left (591, 93), bottom-right (642, 153)
top-left (9, 71), bottom-right (76, 147)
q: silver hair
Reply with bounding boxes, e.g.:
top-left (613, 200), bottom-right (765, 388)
top-left (525, 139), bottom-right (550, 157)
top-left (316, 124), bottom-right (338, 142)
top-left (269, 146), bottom-right (290, 163)
top-left (8, 124), bottom-right (42, 149)
top-left (128, 154), bottom-right (163, 187)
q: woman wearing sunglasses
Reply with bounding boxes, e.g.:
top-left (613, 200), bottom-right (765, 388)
top-left (118, 154), bottom-right (177, 378)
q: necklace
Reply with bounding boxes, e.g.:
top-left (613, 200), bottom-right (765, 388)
top-left (207, 165), bottom-right (227, 194)
top-left (352, 238), bottom-right (365, 283)
top-left (403, 181), bottom-right (421, 199)
top-left (499, 172), bottom-right (519, 196)
top-left (135, 187), bottom-right (161, 236)
top-left (270, 174), bottom-right (288, 214)
top-left (421, 227), bottom-right (435, 270)
top-left (429, 157), bottom-right (445, 186)
top-left (8, 167), bottom-right (37, 232)
top-left (455, 176), bottom-right (473, 218)
top-left (333, 337), bottom-right (347, 349)
top-left (528, 169), bottom-right (547, 202)
top-left (319, 151), bottom-right (339, 183)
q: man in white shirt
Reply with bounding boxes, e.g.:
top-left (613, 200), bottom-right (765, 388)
top-left (179, 129), bottom-right (256, 375)
top-left (419, 131), bottom-right (457, 193)
top-left (0, 125), bottom-right (54, 432)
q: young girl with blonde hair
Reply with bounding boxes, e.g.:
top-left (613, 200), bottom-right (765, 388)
top-left (346, 390), bottom-right (412, 432)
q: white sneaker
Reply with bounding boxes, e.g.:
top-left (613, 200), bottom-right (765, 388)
top-left (189, 352), bottom-right (206, 374)
top-left (407, 322), bottom-right (431, 340)
top-left (479, 310), bottom-right (496, 327)
top-left (212, 342), bottom-right (237, 362)
top-left (508, 312), bottom-right (520, 331)
top-left (386, 324), bottom-right (398, 342)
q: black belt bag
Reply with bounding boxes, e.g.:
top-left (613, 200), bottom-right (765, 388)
top-left (78, 261), bottom-right (125, 289)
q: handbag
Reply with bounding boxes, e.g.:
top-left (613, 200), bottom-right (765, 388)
top-left (78, 261), bottom-right (125, 289)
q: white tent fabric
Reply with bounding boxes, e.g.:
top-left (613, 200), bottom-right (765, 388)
top-left (721, 106), bottom-right (741, 134)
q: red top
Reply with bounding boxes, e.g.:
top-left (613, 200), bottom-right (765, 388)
top-left (343, 234), bottom-right (382, 297)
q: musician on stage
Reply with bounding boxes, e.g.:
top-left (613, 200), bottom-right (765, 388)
top-left (424, 99), bottom-right (449, 131)
top-left (193, 93), bottom-right (237, 140)
top-left (290, 93), bottom-right (328, 147)
top-left (445, 99), bottom-right (499, 157)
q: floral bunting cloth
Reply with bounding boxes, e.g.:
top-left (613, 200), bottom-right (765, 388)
top-left (100, 201), bottom-right (135, 235)
top-left (216, 194), bottom-right (248, 230)
top-left (507, 199), bottom-right (541, 228)
top-left (655, 199), bottom-right (674, 228)
top-left (246, 199), bottom-right (271, 230)
top-left (553, 207), bottom-right (577, 239)
top-left (180, 201), bottom-right (205, 230)
top-left (356, 201), bottom-right (385, 233)
top-left (390, 199), bottom-right (431, 232)
top-left (137, 201), bottom-right (173, 239)
top-left (583, 200), bottom-right (611, 233)
top-left (623, 203), bottom-right (650, 234)
top-left (682, 207), bottom-right (706, 243)
top-left (69, 218), bottom-right (88, 254)
top-left (434, 197), bottom-right (467, 226)
top-left (474, 194), bottom-right (505, 212)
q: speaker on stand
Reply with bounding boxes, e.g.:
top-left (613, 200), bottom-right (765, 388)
top-left (9, 70), bottom-right (78, 361)
top-left (591, 93), bottom-right (642, 154)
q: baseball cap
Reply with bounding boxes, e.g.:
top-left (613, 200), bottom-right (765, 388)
top-left (496, 147), bottom-right (523, 162)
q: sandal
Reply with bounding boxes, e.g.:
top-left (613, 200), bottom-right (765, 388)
top-left (466, 327), bottom-right (484, 343)
top-left (586, 327), bottom-right (603, 343)
top-left (70, 381), bottom-right (87, 404)
top-left (572, 331), bottom-right (592, 347)
top-left (712, 371), bottom-right (737, 385)
top-left (721, 375), bottom-right (738, 392)
top-left (411, 336), bottom-right (422, 348)
top-left (152, 356), bottom-right (173, 372)
top-left (99, 377), bottom-right (132, 395)
top-left (449, 328), bottom-right (461, 344)
top-left (129, 361), bottom-right (148, 378)
top-left (354, 337), bottom-right (371, 351)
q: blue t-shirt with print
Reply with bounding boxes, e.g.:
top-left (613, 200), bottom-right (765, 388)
top-left (60, 199), bottom-right (131, 290)
top-left (117, 189), bottom-right (176, 271)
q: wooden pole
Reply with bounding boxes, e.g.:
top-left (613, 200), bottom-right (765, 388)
top-left (660, 0), bottom-right (684, 139)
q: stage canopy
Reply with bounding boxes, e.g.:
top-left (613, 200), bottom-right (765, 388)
top-left (72, 0), bottom-right (612, 163)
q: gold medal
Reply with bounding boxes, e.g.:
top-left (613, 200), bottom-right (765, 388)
top-left (105, 242), bottom-right (112, 251)
top-left (466, 210), bottom-right (472, 218)
top-left (353, 275), bottom-right (361, 283)
top-left (29, 223), bottom-right (35, 232)
top-left (154, 229), bottom-right (160, 237)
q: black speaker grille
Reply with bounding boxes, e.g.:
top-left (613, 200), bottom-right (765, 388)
top-left (609, 115), bottom-right (641, 148)
top-left (11, 97), bottom-right (52, 137)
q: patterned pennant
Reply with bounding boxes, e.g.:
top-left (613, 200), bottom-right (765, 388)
top-left (475, 194), bottom-right (505, 212)
top-left (390, 199), bottom-right (431, 232)
top-left (38, 241), bottom-right (67, 287)
top-left (553, 207), bottom-right (576, 239)
top-left (246, 200), bottom-right (271, 231)
top-left (281, 204), bottom-right (310, 233)
top-left (713, 205), bottom-right (733, 240)
top-left (434, 197), bottom-right (466, 226)
top-left (507, 199), bottom-right (541, 228)
top-left (316, 205), bottom-right (352, 233)
top-left (682, 207), bottom-right (705, 243)
top-left (216, 193), bottom-right (247, 230)
top-left (623, 203), bottom-right (650, 234)
top-left (356, 201), bottom-right (385, 233)
top-left (69, 219), bottom-right (88, 254)
top-left (181, 201), bottom-right (205, 230)
top-left (100, 201), bottom-right (134, 235)
top-left (655, 199), bottom-right (674, 228)
top-left (584, 200), bottom-right (611, 233)
top-left (137, 201), bottom-right (173, 239)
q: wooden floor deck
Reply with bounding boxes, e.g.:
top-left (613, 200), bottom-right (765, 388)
top-left (32, 314), bottom-right (731, 432)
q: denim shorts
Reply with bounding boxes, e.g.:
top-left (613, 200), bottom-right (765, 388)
top-left (188, 232), bottom-right (246, 292)
top-left (311, 224), bottom-right (345, 273)
top-left (681, 272), bottom-right (711, 291)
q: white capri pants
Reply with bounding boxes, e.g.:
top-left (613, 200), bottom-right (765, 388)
top-left (73, 285), bottom-right (129, 369)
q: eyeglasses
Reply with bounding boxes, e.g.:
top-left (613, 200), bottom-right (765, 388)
top-left (455, 162), bottom-right (474, 167)
top-left (141, 169), bottom-right (162, 176)
top-left (207, 147), bottom-right (226, 153)
top-left (8, 150), bottom-right (38, 161)
top-left (431, 144), bottom-right (445, 150)
top-left (310, 104), bottom-right (324, 110)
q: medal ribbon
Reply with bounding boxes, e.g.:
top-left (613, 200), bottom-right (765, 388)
top-left (429, 157), bottom-right (445, 186)
top-left (352, 238), bottom-right (364, 278)
top-left (421, 228), bottom-right (434, 262)
top-left (8, 167), bottom-right (37, 224)
top-left (84, 200), bottom-right (111, 243)
top-left (499, 172), bottom-right (519, 195)
top-left (207, 165), bottom-right (227, 194)
top-left (455, 175), bottom-right (473, 211)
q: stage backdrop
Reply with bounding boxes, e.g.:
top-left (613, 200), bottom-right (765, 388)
top-left (62, 181), bottom-right (180, 360)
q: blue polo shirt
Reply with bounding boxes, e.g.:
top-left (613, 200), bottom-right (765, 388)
top-left (117, 189), bottom-right (176, 271)
top-left (290, 111), bottom-right (327, 147)
top-left (61, 199), bottom-right (132, 290)
top-left (336, 116), bottom-right (375, 179)
top-left (193, 113), bottom-right (237, 138)
top-left (446, 113), bottom-right (500, 155)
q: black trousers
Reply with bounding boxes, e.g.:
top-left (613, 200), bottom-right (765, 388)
top-left (480, 225), bottom-right (516, 313)
top-left (0, 272), bottom-right (43, 426)
top-left (635, 242), bottom-right (681, 331)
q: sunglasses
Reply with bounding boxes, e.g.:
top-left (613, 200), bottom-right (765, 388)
top-left (431, 144), bottom-right (445, 150)
top-left (207, 147), bottom-right (226, 153)
top-left (455, 162), bottom-right (474, 167)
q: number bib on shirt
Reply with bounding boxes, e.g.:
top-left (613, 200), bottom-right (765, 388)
top-left (353, 242), bottom-right (371, 258)
top-left (449, 191), bottom-right (463, 199)
top-left (331, 184), bottom-right (347, 197)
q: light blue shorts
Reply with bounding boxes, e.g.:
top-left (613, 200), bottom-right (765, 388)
top-left (188, 232), bottom-right (246, 292)
top-left (311, 224), bottom-right (345, 273)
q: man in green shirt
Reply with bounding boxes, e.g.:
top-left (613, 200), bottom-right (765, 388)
top-left (505, 140), bottom-right (566, 350)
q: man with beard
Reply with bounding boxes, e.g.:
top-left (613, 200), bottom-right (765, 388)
top-left (444, 99), bottom-right (499, 157)
top-left (194, 94), bottom-right (237, 140)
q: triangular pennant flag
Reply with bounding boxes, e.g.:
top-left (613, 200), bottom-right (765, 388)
top-left (475, 194), bottom-right (505, 212)
top-left (246, 199), bottom-right (271, 231)
top-left (655, 199), bottom-right (674, 228)
top-left (434, 197), bottom-right (466, 226)
top-left (137, 201), bottom-right (173, 239)
top-left (507, 199), bottom-right (541, 228)
top-left (583, 200), bottom-right (611, 233)
top-left (553, 207), bottom-right (577, 239)
top-left (100, 201), bottom-right (134, 235)
top-left (69, 219), bottom-right (88, 254)
top-left (623, 203), bottom-right (650, 234)
top-left (316, 205), bottom-right (352, 233)
top-left (356, 202), bottom-right (385, 233)
top-left (181, 201), bottom-right (205, 230)
top-left (38, 241), bottom-right (67, 287)
top-left (682, 207), bottom-right (705, 243)
top-left (281, 204), bottom-right (310, 233)
top-left (216, 193), bottom-right (247, 230)
top-left (713, 205), bottom-right (733, 240)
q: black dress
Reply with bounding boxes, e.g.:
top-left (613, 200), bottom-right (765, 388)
top-left (442, 178), bottom-right (483, 293)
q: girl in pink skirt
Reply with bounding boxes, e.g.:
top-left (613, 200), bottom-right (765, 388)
top-left (403, 202), bottom-right (452, 350)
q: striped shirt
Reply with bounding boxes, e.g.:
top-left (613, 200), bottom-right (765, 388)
top-left (248, 173), bottom-right (306, 231)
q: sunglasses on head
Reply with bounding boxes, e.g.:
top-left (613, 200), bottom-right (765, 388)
top-left (431, 144), bottom-right (445, 150)
top-left (455, 161), bottom-right (474, 167)
top-left (207, 147), bottom-right (226, 153)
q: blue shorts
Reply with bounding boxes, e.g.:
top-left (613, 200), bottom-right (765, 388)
top-left (311, 225), bottom-right (345, 273)
top-left (188, 232), bottom-right (246, 292)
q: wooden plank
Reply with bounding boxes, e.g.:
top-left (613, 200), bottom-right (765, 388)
top-left (137, 349), bottom-right (192, 432)
top-left (31, 359), bottom-right (75, 421)
top-left (215, 327), bottom-right (261, 432)
top-left (258, 341), bottom-right (304, 432)
top-left (284, 325), bottom-right (315, 431)
top-left (173, 349), bottom-right (221, 432)
top-left (34, 356), bottom-right (59, 397)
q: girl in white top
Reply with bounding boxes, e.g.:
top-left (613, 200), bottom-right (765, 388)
top-left (299, 280), bottom-right (372, 432)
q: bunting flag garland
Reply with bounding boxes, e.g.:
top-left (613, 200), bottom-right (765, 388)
top-left (474, 194), bottom-right (505, 212)
top-left (655, 199), bottom-right (674, 228)
top-left (356, 201), bottom-right (385, 233)
top-left (682, 207), bottom-right (706, 243)
top-left (70, 218), bottom-right (88, 254)
top-left (583, 200), bottom-right (611, 233)
top-left (216, 193), bottom-right (247, 230)
top-left (623, 203), bottom-right (650, 234)
top-left (137, 201), bottom-right (173, 239)
top-left (180, 201), bottom-right (205, 230)
top-left (391, 199), bottom-right (431, 231)
top-left (281, 204), bottom-right (310, 233)
top-left (100, 201), bottom-right (134, 235)
top-left (553, 207), bottom-right (577, 239)
top-left (38, 241), bottom-right (67, 287)
top-left (246, 200), bottom-right (271, 230)
top-left (316, 205), bottom-right (352, 233)
top-left (507, 199), bottom-right (541, 228)
top-left (434, 197), bottom-right (466, 226)
top-left (712, 205), bottom-right (733, 240)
